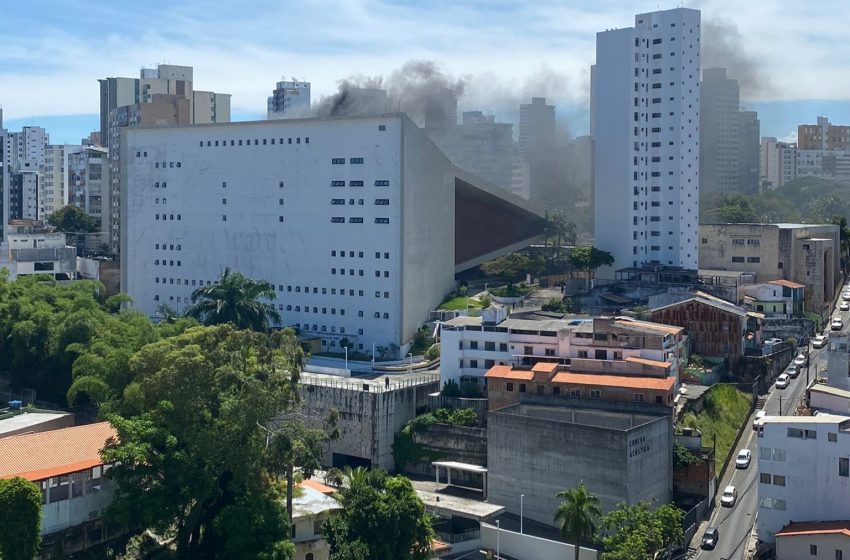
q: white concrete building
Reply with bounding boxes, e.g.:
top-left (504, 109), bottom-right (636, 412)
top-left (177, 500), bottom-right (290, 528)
top-left (292, 480), bottom-right (342, 560)
top-left (757, 415), bottom-right (850, 544)
top-left (40, 144), bottom-right (84, 219)
top-left (0, 110), bottom-right (8, 242)
top-left (0, 227), bottom-right (77, 281)
top-left (440, 311), bottom-right (684, 388)
top-left (592, 8), bottom-right (701, 276)
top-left (68, 146), bottom-right (108, 239)
top-left (121, 114), bottom-right (545, 352)
top-left (760, 137), bottom-right (797, 191)
top-left (268, 79), bottom-right (312, 119)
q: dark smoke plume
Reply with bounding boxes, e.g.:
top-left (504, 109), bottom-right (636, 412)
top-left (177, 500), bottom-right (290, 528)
top-left (701, 17), bottom-right (772, 98)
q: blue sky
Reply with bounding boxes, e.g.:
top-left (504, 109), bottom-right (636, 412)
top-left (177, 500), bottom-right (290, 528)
top-left (2, 0), bottom-right (850, 143)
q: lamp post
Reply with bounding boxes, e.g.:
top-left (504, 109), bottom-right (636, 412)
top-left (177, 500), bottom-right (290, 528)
top-left (520, 494), bottom-right (525, 535)
top-left (496, 519), bottom-right (501, 559)
top-left (344, 346), bottom-right (348, 372)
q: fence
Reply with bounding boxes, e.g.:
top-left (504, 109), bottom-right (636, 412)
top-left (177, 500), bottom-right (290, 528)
top-left (300, 372), bottom-right (439, 393)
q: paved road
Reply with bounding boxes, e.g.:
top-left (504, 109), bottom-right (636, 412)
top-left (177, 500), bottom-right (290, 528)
top-left (695, 292), bottom-right (847, 559)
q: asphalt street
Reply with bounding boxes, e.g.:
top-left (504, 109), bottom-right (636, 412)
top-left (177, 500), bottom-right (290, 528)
top-left (694, 290), bottom-right (846, 560)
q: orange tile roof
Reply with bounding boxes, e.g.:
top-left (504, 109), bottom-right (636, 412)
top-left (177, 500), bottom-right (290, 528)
top-left (625, 356), bottom-right (672, 368)
top-left (298, 478), bottom-right (336, 495)
top-left (0, 422), bottom-right (116, 482)
top-left (431, 539), bottom-right (452, 554)
top-left (551, 372), bottom-right (676, 391)
top-left (484, 365), bottom-right (535, 380)
top-left (776, 521), bottom-right (850, 538)
top-left (769, 279), bottom-right (806, 289)
top-left (531, 362), bottom-right (559, 374)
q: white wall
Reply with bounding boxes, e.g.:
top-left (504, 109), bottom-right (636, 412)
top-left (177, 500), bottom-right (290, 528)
top-left (758, 416), bottom-right (850, 543)
top-left (777, 532), bottom-right (850, 560)
top-left (480, 522), bottom-right (597, 560)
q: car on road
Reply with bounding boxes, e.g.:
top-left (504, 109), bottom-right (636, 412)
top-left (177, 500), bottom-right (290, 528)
top-left (720, 486), bottom-right (737, 507)
top-left (753, 410), bottom-right (767, 430)
top-left (842, 302), bottom-right (850, 311)
top-left (736, 449), bottom-right (752, 469)
top-left (701, 527), bottom-right (720, 550)
top-left (832, 318), bottom-right (844, 331)
top-left (813, 334), bottom-right (828, 349)
top-left (786, 364), bottom-right (799, 378)
top-left (775, 373), bottom-right (790, 389)
top-left (843, 293), bottom-right (850, 302)
top-left (794, 354), bottom-right (807, 367)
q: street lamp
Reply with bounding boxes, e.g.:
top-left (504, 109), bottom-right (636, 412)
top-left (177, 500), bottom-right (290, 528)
top-left (520, 494), bottom-right (525, 535)
top-left (344, 346), bottom-right (348, 372)
top-left (496, 519), bottom-right (501, 559)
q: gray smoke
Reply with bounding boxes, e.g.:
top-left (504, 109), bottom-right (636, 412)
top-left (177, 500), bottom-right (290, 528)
top-left (701, 17), bottom-right (771, 98)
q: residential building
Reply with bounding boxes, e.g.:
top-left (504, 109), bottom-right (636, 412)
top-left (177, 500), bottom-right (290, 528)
top-left (757, 415), bottom-right (850, 544)
top-left (0, 422), bottom-right (118, 556)
top-left (268, 79), bottom-right (311, 119)
top-left (591, 8), bottom-right (701, 276)
top-left (424, 111), bottom-right (514, 190)
top-left (81, 131), bottom-right (102, 147)
top-left (68, 146), bottom-right (109, 250)
top-left (488, 399), bottom-right (673, 525)
top-left (798, 116), bottom-right (850, 151)
top-left (776, 522), bottom-right (850, 560)
top-left (5, 125), bottom-right (48, 171)
top-left (0, 109), bottom-right (8, 242)
top-left (98, 64), bottom-right (231, 149)
top-left (826, 333), bottom-right (850, 393)
top-left (649, 291), bottom-right (759, 359)
top-left (120, 114), bottom-right (545, 352)
top-left (810, 384), bottom-right (850, 417)
top-left (0, 223), bottom-right (77, 281)
top-left (8, 170), bottom-right (38, 220)
top-left (0, 409), bottom-right (73, 439)
top-left (440, 311), bottom-right (684, 388)
top-left (518, 97), bottom-right (557, 205)
top-left (740, 280), bottom-right (805, 318)
top-left (292, 480), bottom-right (342, 560)
top-left (40, 144), bottom-right (83, 219)
top-left (699, 223), bottom-right (840, 316)
top-left (423, 87), bottom-right (458, 129)
top-left (760, 137), bottom-right (797, 191)
top-left (484, 361), bottom-right (677, 411)
top-left (699, 68), bottom-right (759, 195)
top-left (296, 371), bottom-right (439, 470)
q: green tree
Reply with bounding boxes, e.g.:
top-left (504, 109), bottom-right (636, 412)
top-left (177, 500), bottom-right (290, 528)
top-left (568, 246), bottom-right (615, 282)
top-left (266, 419), bottom-right (328, 524)
top-left (554, 482), bottom-right (601, 560)
top-left (599, 501), bottom-right (684, 560)
top-left (47, 204), bottom-right (98, 233)
top-left (481, 253), bottom-right (544, 289)
top-left (101, 325), bottom-right (304, 559)
top-left (323, 469), bottom-right (434, 560)
top-left (0, 477), bottom-right (42, 560)
top-left (832, 215), bottom-right (850, 271)
top-left (186, 267), bottom-right (281, 331)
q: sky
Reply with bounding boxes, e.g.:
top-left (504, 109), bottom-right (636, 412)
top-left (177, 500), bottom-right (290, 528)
top-left (2, 0), bottom-right (850, 144)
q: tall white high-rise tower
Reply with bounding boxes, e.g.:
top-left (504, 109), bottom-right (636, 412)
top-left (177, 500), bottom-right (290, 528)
top-left (592, 8), bottom-right (700, 275)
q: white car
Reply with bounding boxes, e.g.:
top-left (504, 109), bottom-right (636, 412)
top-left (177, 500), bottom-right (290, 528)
top-left (843, 293), bottom-right (850, 302)
top-left (775, 373), bottom-right (790, 389)
top-left (753, 410), bottom-right (767, 430)
top-left (735, 449), bottom-right (752, 469)
top-left (720, 485), bottom-right (737, 507)
top-left (785, 364), bottom-right (799, 378)
top-left (832, 318), bottom-right (844, 331)
top-left (841, 302), bottom-right (850, 311)
top-left (813, 335), bottom-right (828, 349)
top-left (794, 354), bottom-right (807, 367)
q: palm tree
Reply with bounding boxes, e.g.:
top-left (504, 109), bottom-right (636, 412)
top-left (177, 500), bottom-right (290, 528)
top-left (185, 267), bottom-right (281, 331)
top-left (554, 482), bottom-right (601, 560)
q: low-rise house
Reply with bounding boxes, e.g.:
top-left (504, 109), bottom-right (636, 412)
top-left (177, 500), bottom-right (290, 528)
top-left (292, 480), bottom-right (342, 560)
top-left (740, 280), bottom-right (805, 318)
top-left (0, 409), bottom-right (74, 438)
top-left (775, 521), bottom-right (850, 560)
top-left (0, 422), bottom-right (118, 556)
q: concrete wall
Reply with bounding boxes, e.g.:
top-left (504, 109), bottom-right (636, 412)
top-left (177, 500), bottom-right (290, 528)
top-left (487, 403), bottom-right (672, 526)
top-left (402, 424), bottom-right (487, 485)
top-left (480, 522), bottom-right (597, 560)
top-left (777, 532), bottom-right (850, 560)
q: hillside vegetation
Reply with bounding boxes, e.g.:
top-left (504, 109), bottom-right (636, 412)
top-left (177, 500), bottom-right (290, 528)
top-left (681, 384), bottom-right (752, 472)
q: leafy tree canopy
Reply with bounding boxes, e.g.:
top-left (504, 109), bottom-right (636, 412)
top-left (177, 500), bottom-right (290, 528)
top-left (568, 246), bottom-right (615, 280)
top-left (481, 253), bottom-right (544, 287)
top-left (186, 267), bottom-right (281, 331)
top-left (599, 501), bottom-right (684, 560)
top-left (47, 204), bottom-right (98, 233)
top-left (323, 468), bottom-right (434, 560)
top-left (554, 482), bottom-right (600, 560)
top-left (0, 477), bottom-right (42, 560)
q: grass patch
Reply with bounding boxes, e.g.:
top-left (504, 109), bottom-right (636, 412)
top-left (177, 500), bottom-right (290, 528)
top-left (439, 296), bottom-right (483, 311)
top-left (681, 384), bottom-right (751, 472)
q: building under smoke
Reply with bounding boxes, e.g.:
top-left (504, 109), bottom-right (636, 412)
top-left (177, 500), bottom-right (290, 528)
top-left (268, 79), bottom-right (311, 119)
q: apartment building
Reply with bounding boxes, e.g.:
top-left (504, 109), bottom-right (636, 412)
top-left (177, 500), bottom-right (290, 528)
top-left (758, 415), bottom-right (850, 544)
top-left (121, 114), bottom-right (545, 352)
top-left (440, 310), bottom-right (684, 388)
top-left (592, 7), bottom-right (700, 276)
top-left (699, 223), bottom-right (840, 316)
top-left (267, 79), bottom-right (311, 119)
top-left (798, 116), bottom-right (850, 151)
top-left (760, 137), bottom-right (797, 191)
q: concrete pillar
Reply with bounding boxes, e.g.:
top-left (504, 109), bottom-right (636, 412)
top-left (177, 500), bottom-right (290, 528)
top-left (436, 466), bottom-right (440, 484)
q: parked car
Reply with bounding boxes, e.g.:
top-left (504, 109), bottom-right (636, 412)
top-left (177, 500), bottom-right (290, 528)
top-left (701, 527), bottom-right (720, 550)
top-left (764, 338), bottom-right (784, 346)
top-left (832, 318), bottom-right (844, 331)
top-left (736, 449), bottom-right (752, 469)
top-left (813, 335), bottom-right (828, 349)
top-left (775, 373), bottom-right (790, 389)
top-left (841, 302), bottom-right (850, 311)
top-left (786, 364), bottom-right (799, 378)
top-left (753, 410), bottom-right (767, 430)
top-left (720, 486), bottom-right (738, 507)
top-left (794, 354), bottom-right (807, 367)
top-left (843, 293), bottom-right (850, 302)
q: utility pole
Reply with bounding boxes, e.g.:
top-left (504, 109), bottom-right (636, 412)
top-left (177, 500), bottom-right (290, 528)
top-left (779, 395), bottom-right (783, 416)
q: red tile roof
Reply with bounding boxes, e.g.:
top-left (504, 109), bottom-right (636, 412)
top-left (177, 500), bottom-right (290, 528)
top-left (551, 372), bottom-right (676, 391)
top-left (0, 422), bottom-right (116, 482)
top-left (297, 479), bottom-right (336, 495)
top-left (769, 279), bottom-right (806, 289)
top-left (531, 362), bottom-right (559, 374)
top-left (776, 521), bottom-right (850, 538)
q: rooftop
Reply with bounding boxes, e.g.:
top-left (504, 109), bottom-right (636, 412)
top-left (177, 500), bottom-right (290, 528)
top-left (810, 384), bottom-right (850, 400)
top-left (776, 521), bottom-right (850, 538)
top-left (624, 356), bottom-right (673, 368)
top-left (551, 372), bottom-right (676, 391)
top-left (299, 370), bottom-right (438, 392)
top-left (0, 422), bottom-right (116, 481)
top-left (762, 414), bottom-right (850, 425)
top-left (649, 291), bottom-right (747, 317)
top-left (494, 403), bottom-right (663, 431)
top-left (0, 410), bottom-right (72, 438)
top-left (297, 478), bottom-right (337, 495)
top-left (292, 484), bottom-right (342, 518)
top-left (768, 279), bottom-right (806, 289)
top-left (411, 479), bottom-right (505, 522)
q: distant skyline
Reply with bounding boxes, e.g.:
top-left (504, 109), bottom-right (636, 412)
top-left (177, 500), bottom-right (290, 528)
top-left (3, 0), bottom-right (850, 143)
